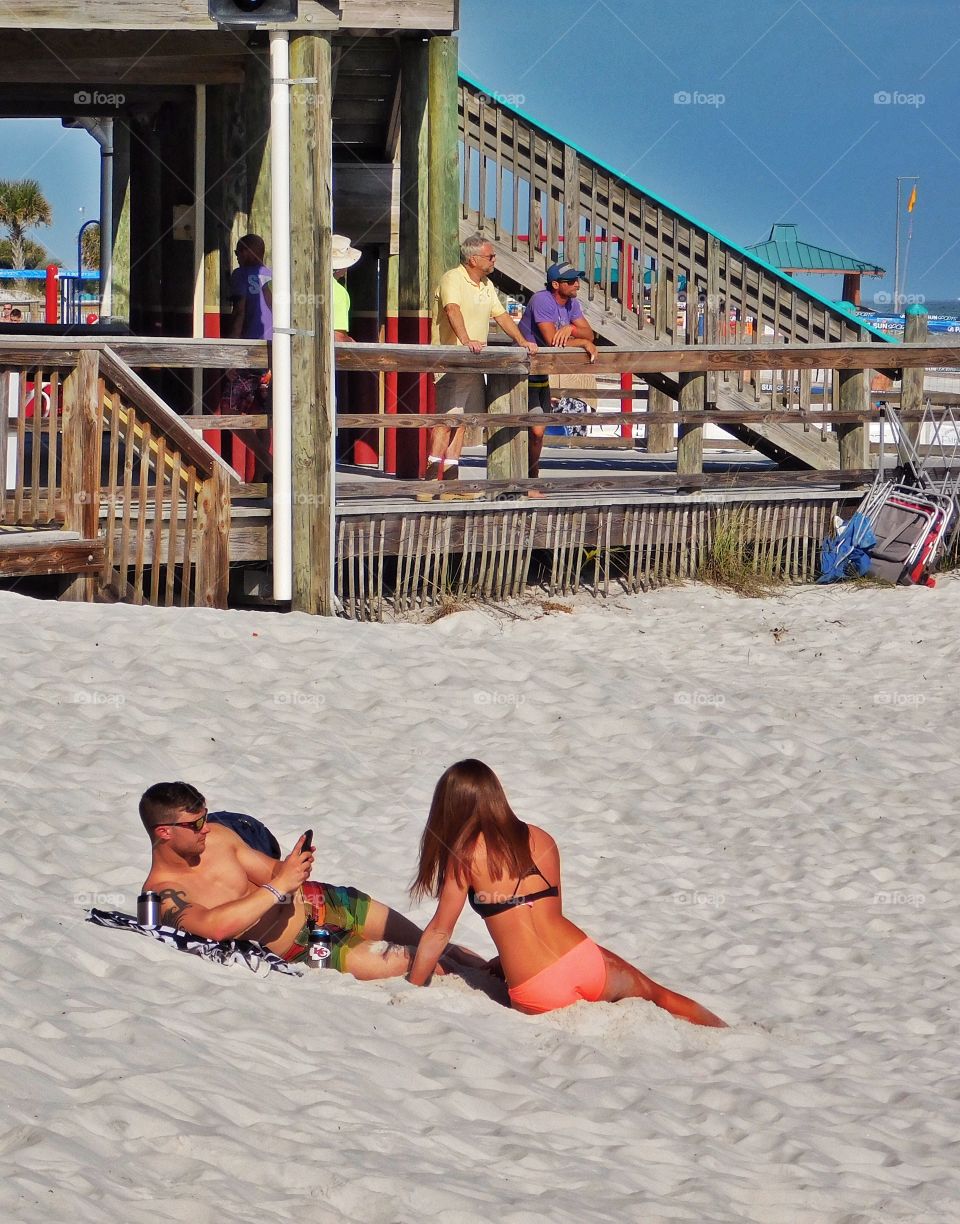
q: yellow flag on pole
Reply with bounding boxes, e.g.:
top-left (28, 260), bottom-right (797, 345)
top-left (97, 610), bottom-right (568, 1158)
top-left (907, 184), bottom-right (918, 213)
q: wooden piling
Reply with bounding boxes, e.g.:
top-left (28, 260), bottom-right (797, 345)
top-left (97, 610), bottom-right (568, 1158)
top-left (837, 368), bottom-right (869, 482)
top-left (427, 37), bottom-right (461, 303)
top-left (486, 374), bottom-right (528, 479)
top-left (290, 32), bottom-right (335, 614)
top-left (901, 306), bottom-right (928, 447)
top-left (397, 39), bottom-right (431, 479)
top-left (677, 370), bottom-right (705, 478)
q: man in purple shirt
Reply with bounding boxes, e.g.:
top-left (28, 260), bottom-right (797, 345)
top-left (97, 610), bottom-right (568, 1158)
top-left (228, 234), bottom-right (273, 341)
top-left (518, 262), bottom-right (597, 477)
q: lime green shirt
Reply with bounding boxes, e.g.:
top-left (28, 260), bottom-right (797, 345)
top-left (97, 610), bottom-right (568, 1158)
top-left (332, 278), bottom-right (351, 332)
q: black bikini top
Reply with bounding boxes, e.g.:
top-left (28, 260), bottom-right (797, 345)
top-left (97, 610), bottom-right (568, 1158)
top-left (468, 865), bottom-right (559, 919)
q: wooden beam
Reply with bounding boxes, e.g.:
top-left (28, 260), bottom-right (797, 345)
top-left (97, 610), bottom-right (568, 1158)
top-left (290, 31), bottom-right (335, 614)
top-left (0, 2), bottom-right (342, 31)
top-left (336, 468), bottom-right (875, 500)
top-left (0, 538), bottom-right (103, 578)
top-left (331, 342), bottom-right (929, 375)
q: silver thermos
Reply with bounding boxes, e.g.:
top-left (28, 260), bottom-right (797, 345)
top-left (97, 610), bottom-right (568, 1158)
top-left (137, 891), bottom-right (161, 928)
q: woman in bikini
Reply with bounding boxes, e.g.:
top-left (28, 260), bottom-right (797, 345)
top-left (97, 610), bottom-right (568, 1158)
top-left (407, 759), bottom-right (726, 1025)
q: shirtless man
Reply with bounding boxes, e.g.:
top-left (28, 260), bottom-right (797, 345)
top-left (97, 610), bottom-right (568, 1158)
top-left (140, 781), bottom-right (480, 980)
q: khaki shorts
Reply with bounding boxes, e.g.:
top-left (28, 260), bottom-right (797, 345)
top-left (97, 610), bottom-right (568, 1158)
top-left (435, 371), bottom-right (486, 416)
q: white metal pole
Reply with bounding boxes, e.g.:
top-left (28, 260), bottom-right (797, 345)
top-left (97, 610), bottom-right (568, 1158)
top-left (192, 85), bottom-right (206, 413)
top-left (270, 31), bottom-right (293, 601)
top-left (893, 177), bottom-right (902, 314)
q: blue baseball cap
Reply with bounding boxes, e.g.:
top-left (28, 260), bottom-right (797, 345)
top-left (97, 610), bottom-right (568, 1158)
top-left (546, 261), bottom-right (585, 284)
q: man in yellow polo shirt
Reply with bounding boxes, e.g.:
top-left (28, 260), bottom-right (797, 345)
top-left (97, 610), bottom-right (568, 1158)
top-left (427, 233), bottom-right (537, 489)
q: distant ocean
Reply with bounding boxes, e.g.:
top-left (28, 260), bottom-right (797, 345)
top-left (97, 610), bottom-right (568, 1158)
top-left (868, 299), bottom-right (960, 318)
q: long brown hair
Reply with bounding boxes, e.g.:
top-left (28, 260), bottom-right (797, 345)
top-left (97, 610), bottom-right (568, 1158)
top-left (410, 759), bottom-right (531, 900)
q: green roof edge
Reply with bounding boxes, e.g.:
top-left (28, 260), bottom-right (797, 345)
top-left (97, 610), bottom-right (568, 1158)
top-left (458, 70), bottom-right (896, 347)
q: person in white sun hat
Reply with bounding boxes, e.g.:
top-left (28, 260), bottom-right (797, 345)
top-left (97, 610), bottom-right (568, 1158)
top-left (332, 233), bottom-right (362, 343)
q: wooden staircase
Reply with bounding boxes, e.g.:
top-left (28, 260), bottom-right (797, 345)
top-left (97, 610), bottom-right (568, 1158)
top-left (1, 343), bottom-right (236, 605)
top-left (458, 74), bottom-right (895, 470)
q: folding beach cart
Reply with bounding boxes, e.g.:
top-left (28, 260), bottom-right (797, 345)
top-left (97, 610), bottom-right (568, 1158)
top-left (859, 403), bottom-right (960, 586)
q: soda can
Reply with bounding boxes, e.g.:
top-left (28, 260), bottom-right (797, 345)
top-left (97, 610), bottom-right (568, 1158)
top-left (309, 925), bottom-right (332, 967)
top-left (137, 891), bottom-right (161, 928)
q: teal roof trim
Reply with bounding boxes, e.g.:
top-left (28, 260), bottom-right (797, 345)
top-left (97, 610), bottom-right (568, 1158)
top-left (458, 70), bottom-right (896, 346)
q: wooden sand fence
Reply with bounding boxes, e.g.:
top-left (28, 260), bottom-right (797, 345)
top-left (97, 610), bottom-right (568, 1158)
top-left (331, 340), bottom-right (956, 620)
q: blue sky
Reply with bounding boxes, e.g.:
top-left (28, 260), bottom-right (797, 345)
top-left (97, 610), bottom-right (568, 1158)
top-left (2, 2), bottom-right (958, 305)
top-left (1, 119), bottom-right (99, 273)
top-left (459, 0), bottom-right (960, 306)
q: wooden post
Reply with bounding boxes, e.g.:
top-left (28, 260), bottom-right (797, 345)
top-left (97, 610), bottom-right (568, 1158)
top-left (245, 47), bottom-right (272, 247)
top-left (195, 465), bottom-right (231, 609)
top-left (428, 37), bottom-right (460, 308)
top-left (646, 270), bottom-right (676, 453)
top-left (901, 305), bottom-right (928, 447)
top-left (289, 32), bottom-right (334, 615)
top-left (486, 374), bottom-right (528, 479)
top-left (397, 39), bottom-right (431, 479)
top-left (563, 146), bottom-right (581, 269)
top-left (837, 368), bottom-right (869, 481)
top-left (60, 349), bottom-right (101, 602)
top-left (677, 370), bottom-right (705, 477)
top-left (221, 83), bottom-right (249, 267)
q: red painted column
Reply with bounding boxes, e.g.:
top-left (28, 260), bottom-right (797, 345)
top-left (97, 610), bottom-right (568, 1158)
top-left (349, 309), bottom-right (381, 467)
top-left (202, 307), bottom-right (222, 457)
top-left (44, 265), bottom-right (59, 324)
top-left (396, 311), bottom-right (430, 478)
top-left (383, 312), bottom-right (399, 476)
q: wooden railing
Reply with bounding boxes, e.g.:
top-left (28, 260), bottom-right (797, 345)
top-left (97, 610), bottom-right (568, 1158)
top-left (458, 74), bottom-right (891, 353)
top-left (2, 341), bottom-right (237, 605)
top-left (334, 341), bottom-right (955, 500)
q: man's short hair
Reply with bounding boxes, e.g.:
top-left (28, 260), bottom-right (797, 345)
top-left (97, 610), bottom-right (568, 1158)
top-left (139, 781), bottom-right (206, 833)
top-left (460, 233), bottom-right (490, 265)
top-left (9, 308), bottom-right (22, 320)
top-left (237, 233), bottom-right (265, 262)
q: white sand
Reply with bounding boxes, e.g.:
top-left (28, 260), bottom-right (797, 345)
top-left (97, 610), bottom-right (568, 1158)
top-left (1, 578), bottom-right (958, 1223)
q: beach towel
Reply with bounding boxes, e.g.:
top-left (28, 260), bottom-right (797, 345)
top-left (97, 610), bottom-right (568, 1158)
top-left (86, 909), bottom-right (303, 976)
top-left (817, 512), bottom-right (877, 583)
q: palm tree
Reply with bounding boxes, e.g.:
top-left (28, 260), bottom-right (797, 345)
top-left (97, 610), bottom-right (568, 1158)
top-left (80, 221), bottom-right (100, 272)
top-left (0, 236), bottom-right (50, 269)
top-left (0, 178), bottom-right (53, 272)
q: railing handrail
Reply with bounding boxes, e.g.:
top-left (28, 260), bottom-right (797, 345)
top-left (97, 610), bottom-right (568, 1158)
top-left (459, 71), bottom-right (895, 347)
top-left (0, 336), bottom-right (267, 369)
top-left (334, 341), bottom-right (951, 375)
top-left (98, 347), bottom-right (239, 482)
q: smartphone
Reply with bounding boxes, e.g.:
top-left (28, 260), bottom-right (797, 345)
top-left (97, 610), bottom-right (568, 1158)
top-left (302, 829), bottom-right (314, 853)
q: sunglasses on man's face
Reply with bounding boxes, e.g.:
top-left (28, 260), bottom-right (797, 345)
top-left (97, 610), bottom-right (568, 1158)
top-left (156, 813), bottom-right (207, 833)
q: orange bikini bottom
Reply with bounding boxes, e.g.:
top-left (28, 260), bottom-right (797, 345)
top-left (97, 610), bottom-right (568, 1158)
top-left (507, 938), bottom-right (607, 1013)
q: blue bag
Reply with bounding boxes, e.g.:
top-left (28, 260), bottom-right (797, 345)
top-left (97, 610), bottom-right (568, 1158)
top-left (207, 810), bottom-right (281, 859)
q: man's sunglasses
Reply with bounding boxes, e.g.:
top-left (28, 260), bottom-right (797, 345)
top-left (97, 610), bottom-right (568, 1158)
top-left (155, 813), bottom-right (207, 833)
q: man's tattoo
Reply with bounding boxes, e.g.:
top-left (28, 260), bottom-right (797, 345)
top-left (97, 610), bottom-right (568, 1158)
top-left (158, 888), bottom-right (191, 928)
